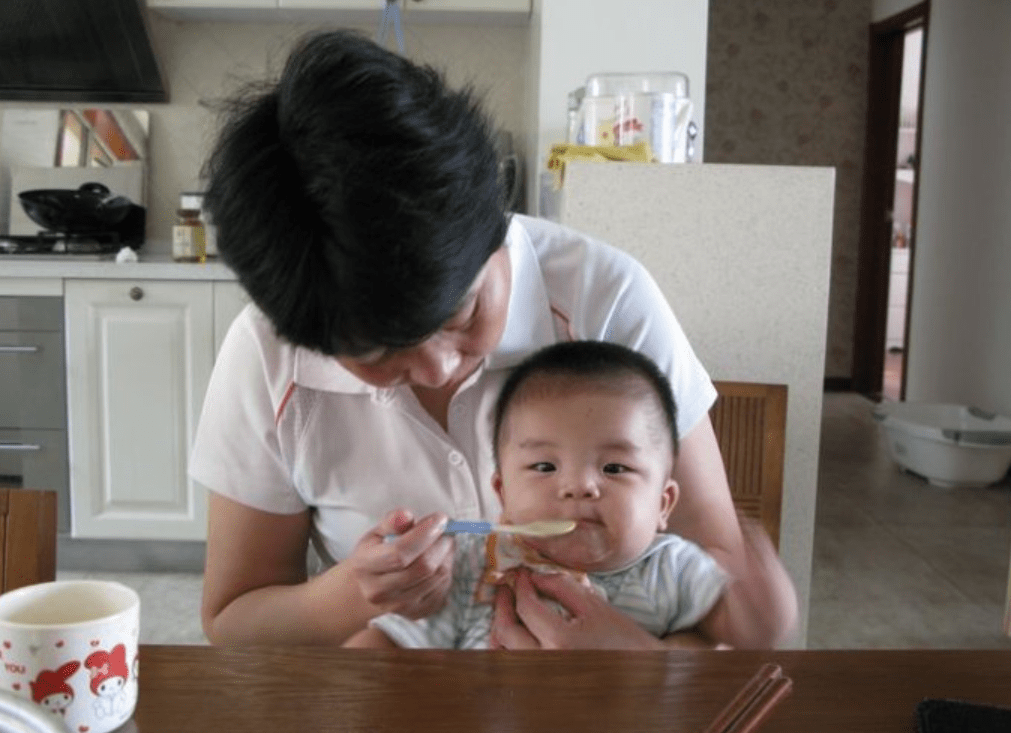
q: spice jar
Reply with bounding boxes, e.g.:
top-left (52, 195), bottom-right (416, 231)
top-left (172, 208), bottom-right (206, 263)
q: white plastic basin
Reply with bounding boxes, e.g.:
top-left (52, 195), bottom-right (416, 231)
top-left (872, 402), bottom-right (1011, 488)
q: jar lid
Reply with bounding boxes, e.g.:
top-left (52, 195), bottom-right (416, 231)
top-left (583, 71), bottom-right (689, 98)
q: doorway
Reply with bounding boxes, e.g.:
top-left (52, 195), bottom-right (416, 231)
top-left (882, 26), bottom-right (923, 401)
top-left (851, 2), bottom-right (929, 401)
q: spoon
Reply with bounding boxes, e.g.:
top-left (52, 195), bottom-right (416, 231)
top-left (443, 519), bottom-right (576, 537)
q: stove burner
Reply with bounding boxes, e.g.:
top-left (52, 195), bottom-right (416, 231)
top-left (0, 231), bottom-right (127, 255)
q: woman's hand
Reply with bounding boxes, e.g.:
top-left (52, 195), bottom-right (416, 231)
top-left (489, 568), bottom-right (663, 650)
top-left (347, 509), bottom-right (454, 620)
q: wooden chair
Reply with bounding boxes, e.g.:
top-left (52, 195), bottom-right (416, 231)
top-left (710, 382), bottom-right (788, 549)
top-left (0, 488), bottom-right (57, 594)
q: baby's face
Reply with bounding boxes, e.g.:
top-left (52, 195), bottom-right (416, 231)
top-left (494, 387), bottom-right (677, 572)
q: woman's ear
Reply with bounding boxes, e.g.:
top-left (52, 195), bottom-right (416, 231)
top-left (657, 478), bottom-right (679, 531)
top-left (492, 471), bottom-right (504, 500)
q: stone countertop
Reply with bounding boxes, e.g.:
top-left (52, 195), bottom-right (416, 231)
top-left (0, 253), bottom-right (236, 281)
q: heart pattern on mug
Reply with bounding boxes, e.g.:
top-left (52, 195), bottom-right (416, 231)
top-left (28, 645), bottom-right (40, 656)
top-left (2, 641), bottom-right (9, 649)
top-left (11, 683), bottom-right (19, 691)
top-left (55, 640), bottom-right (65, 648)
top-left (79, 726), bottom-right (89, 732)
top-left (89, 640), bottom-right (100, 647)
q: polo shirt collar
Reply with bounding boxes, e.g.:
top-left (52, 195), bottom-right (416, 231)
top-left (292, 215), bottom-right (556, 393)
top-left (485, 215), bottom-right (557, 372)
top-left (293, 344), bottom-right (369, 394)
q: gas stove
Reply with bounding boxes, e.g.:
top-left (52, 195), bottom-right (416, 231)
top-left (0, 232), bottom-right (134, 256)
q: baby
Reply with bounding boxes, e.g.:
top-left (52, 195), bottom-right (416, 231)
top-left (346, 340), bottom-right (761, 649)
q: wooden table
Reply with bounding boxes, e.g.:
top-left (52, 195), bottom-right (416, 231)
top-left (130, 646), bottom-right (1011, 732)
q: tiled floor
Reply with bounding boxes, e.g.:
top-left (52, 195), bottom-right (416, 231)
top-left (59, 392), bottom-right (1011, 649)
top-left (807, 392), bottom-right (1011, 649)
top-left (883, 348), bottom-right (904, 402)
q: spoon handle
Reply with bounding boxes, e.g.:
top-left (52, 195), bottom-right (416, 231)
top-left (443, 520), bottom-right (493, 535)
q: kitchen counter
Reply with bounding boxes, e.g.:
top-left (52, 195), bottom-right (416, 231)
top-left (0, 253), bottom-right (235, 281)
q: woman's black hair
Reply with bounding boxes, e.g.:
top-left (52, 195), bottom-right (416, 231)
top-left (202, 30), bottom-right (509, 356)
top-left (492, 341), bottom-right (679, 462)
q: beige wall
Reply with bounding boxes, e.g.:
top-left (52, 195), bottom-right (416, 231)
top-left (141, 15), bottom-right (530, 255)
top-left (704, 0), bottom-right (872, 382)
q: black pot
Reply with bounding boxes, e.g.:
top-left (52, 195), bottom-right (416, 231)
top-left (18, 182), bottom-right (134, 233)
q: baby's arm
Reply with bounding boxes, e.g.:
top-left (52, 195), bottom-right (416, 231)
top-left (696, 518), bottom-right (797, 649)
top-left (344, 626), bottom-right (400, 649)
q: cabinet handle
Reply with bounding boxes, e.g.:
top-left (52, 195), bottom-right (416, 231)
top-left (0, 345), bottom-right (40, 354)
top-left (0, 442), bottom-right (41, 451)
top-left (129, 286), bottom-right (144, 301)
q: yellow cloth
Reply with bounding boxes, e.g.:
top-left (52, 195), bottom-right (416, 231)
top-left (545, 141), bottom-right (655, 190)
top-left (474, 532), bottom-right (604, 606)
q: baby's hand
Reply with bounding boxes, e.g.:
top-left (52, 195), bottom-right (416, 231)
top-left (491, 568), bottom-right (664, 650)
top-left (347, 509), bottom-right (454, 619)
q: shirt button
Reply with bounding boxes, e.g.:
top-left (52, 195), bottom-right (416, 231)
top-left (448, 451), bottom-right (464, 466)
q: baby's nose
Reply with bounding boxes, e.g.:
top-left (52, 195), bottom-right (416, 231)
top-left (558, 473), bottom-right (600, 500)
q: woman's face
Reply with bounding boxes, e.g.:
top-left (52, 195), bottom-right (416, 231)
top-left (337, 246), bottom-right (511, 390)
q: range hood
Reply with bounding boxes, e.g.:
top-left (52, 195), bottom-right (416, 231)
top-left (0, 0), bottom-right (166, 103)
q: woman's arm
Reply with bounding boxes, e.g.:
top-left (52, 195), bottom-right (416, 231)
top-left (201, 493), bottom-right (454, 645)
top-left (694, 516), bottom-right (799, 649)
top-left (665, 417), bottom-right (743, 565)
top-left (666, 418), bottom-right (798, 647)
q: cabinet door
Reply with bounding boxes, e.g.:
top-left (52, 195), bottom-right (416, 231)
top-left (212, 281), bottom-right (250, 356)
top-left (65, 280), bottom-right (214, 540)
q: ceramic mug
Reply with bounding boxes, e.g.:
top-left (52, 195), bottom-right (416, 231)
top-left (0, 580), bottom-right (140, 733)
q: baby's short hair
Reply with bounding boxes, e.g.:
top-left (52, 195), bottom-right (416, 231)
top-left (492, 341), bottom-right (679, 464)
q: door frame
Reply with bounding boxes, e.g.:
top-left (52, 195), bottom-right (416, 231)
top-left (851, 1), bottom-right (929, 399)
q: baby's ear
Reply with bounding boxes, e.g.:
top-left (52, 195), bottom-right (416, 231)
top-left (491, 471), bottom-right (504, 499)
top-left (658, 478), bottom-right (679, 531)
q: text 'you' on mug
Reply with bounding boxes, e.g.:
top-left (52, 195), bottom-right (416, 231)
top-left (0, 580), bottom-right (140, 733)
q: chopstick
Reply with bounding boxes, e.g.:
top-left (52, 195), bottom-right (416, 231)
top-left (702, 663), bottom-right (793, 733)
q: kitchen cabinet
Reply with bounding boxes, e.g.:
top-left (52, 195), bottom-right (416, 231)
top-left (147, 0), bottom-right (381, 23)
top-left (148, 0), bottom-right (396, 22)
top-left (147, 0), bottom-right (529, 23)
top-left (65, 279), bottom-right (214, 541)
top-left (277, 0), bottom-right (393, 8)
top-left (401, 0), bottom-right (530, 23)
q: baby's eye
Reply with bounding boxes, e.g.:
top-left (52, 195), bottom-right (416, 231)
top-left (529, 462), bottom-right (556, 473)
top-left (602, 463), bottom-right (630, 475)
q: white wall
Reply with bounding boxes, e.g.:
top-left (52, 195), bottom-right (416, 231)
top-left (560, 161), bottom-right (836, 648)
top-left (904, 0), bottom-right (1011, 418)
top-left (527, 0), bottom-right (709, 215)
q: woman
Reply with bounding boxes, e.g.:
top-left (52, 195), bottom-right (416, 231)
top-left (192, 29), bottom-right (796, 648)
